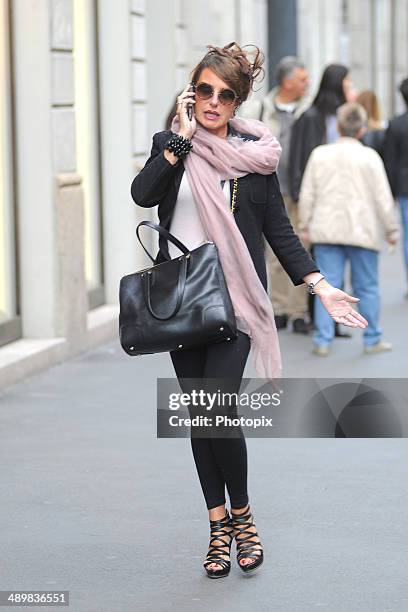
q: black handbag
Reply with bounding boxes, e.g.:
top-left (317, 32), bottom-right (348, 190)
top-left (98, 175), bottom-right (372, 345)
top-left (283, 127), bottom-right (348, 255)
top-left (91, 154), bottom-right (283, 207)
top-left (119, 221), bottom-right (238, 356)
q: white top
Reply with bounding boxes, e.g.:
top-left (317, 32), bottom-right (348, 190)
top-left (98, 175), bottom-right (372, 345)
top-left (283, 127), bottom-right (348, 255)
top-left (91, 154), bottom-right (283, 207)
top-left (168, 172), bottom-right (231, 259)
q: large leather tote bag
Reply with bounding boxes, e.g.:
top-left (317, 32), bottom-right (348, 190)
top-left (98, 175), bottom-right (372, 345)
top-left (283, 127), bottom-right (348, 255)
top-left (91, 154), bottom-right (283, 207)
top-left (119, 221), bottom-right (238, 356)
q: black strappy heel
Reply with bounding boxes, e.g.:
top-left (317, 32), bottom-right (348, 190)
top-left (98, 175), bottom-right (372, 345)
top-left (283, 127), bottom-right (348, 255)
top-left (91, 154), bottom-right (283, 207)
top-left (203, 510), bottom-right (233, 579)
top-left (231, 504), bottom-right (264, 573)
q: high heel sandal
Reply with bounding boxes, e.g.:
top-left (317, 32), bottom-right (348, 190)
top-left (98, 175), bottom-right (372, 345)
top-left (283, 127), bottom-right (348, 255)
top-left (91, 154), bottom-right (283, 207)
top-left (231, 504), bottom-right (264, 573)
top-left (203, 510), bottom-right (233, 579)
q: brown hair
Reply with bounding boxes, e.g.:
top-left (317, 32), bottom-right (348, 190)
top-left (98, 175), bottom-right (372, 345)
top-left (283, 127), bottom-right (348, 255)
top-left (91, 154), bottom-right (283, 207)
top-left (356, 90), bottom-right (382, 130)
top-left (190, 42), bottom-right (265, 106)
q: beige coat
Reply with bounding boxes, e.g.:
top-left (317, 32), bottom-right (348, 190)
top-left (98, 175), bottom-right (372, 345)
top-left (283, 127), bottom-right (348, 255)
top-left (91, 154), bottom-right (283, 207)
top-left (298, 138), bottom-right (399, 252)
top-left (239, 86), bottom-right (311, 137)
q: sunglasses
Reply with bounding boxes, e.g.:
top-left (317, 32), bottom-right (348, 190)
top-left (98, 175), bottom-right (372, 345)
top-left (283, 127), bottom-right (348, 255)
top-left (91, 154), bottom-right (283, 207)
top-left (194, 82), bottom-right (239, 106)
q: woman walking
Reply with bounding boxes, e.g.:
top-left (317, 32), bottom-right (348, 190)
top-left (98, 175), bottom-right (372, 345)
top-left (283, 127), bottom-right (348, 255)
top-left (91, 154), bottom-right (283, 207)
top-left (356, 89), bottom-right (387, 156)
top-left (289, 63), bottom-right (355, 201)
top-left (289, 63), bottom-right (356, 337)
top-left (131, 43), bottom-right (367, 579)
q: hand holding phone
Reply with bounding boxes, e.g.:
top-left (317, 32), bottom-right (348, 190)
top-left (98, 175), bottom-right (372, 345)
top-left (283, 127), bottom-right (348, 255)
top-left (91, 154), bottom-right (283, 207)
top-left (176, 83), bottom-right (196, 139)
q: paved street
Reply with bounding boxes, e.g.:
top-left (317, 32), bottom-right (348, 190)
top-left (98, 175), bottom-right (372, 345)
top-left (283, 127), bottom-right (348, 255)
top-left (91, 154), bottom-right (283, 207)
top-left (275, 248), bottom-right (407, 379)
top-left (0, 248), bottom-right (407, 612)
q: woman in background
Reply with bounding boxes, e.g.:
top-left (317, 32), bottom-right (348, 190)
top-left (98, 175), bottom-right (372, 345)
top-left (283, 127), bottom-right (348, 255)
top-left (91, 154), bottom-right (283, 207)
top-left (356, 90), bottom-right (387, 157)
top-left (289, 63), bottom-right (354, 202)
top-left (289, 64), bottom-right (356, 337)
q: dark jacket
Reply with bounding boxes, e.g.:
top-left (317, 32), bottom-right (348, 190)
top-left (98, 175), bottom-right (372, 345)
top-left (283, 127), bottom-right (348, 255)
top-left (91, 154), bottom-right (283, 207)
top-left (362, 128), bottom-right (386, 158)
top-left (288, 106), bottom-right (326, 202)
top-left (130, 125), bottom-right (319, 292)
top-left (383, 111), bottom-right (408, 196)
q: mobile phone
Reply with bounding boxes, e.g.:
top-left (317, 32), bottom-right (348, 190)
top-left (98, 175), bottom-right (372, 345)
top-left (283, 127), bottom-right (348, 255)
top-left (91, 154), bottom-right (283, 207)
top-left (187, 83), bottom-right (195, 121)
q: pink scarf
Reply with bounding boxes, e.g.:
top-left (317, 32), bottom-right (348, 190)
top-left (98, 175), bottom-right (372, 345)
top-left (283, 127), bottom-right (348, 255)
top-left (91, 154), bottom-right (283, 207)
top-left (171, 115), bottom-right (283, 381)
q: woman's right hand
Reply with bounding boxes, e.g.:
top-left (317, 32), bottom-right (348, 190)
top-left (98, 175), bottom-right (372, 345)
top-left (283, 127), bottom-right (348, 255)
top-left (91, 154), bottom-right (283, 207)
top-left (176, 83), bottom-right (196, 139)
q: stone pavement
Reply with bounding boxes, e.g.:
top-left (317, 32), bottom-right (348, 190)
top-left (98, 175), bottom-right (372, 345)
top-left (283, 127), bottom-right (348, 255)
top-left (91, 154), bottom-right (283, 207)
top-left (0, 249), bottom-right (407, 612)
top-left (275, 248), bottom-right (407, 379)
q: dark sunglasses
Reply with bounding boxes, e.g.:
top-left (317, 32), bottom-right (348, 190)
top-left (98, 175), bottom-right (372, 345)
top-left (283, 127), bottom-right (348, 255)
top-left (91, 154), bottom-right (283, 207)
top-left (194, 82), bottom-right (239, 106)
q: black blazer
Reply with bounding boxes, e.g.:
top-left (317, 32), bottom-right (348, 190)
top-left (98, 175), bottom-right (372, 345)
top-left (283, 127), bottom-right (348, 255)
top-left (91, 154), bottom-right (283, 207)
top-left (131, 125), bottom-right (319, 292)
top-left (383, 111), bottom-right (408, 197)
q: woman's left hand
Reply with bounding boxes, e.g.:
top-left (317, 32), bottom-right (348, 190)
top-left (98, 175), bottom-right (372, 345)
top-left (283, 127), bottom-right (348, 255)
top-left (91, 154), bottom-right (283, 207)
top-left (315, 284), bottom-right (368, 328)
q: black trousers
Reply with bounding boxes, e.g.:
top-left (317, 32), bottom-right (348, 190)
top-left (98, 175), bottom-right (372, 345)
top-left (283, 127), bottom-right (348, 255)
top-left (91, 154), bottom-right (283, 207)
top-left (170, 331), bottom-right (251, 510)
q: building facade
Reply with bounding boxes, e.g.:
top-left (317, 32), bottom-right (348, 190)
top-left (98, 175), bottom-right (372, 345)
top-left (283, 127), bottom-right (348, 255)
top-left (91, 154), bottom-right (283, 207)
top-left (0, 0), bottom-right (267, 389)
top-left (296, 0), bottom-right (408, 117)
top-left (0, 0), bottom-right (407, 390)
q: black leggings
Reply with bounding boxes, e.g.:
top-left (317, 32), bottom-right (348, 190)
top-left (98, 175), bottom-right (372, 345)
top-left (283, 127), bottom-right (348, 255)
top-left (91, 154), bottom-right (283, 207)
top-left (170, 331), bottom-right (251, 510)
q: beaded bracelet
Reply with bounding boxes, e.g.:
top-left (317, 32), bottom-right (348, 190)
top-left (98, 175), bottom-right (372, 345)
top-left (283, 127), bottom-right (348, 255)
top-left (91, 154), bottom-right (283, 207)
top-left (164, 133), bottom-right (193, 158)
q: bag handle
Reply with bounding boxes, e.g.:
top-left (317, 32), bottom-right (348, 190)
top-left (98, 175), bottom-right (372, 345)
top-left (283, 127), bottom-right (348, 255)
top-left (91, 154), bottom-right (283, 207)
top-left (136, 220), bottom-right (190, 263)
top-left (141, 254), bottom-right (189, 320)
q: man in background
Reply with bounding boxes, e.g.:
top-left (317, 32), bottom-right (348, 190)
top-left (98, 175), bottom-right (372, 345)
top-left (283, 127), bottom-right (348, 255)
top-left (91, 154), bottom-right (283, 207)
top-left (383, 77), bottom-right (408, 299)
top-left (240, 56), bottom-right (312, 333)
top-left (298, 102), bottom-right (399, 356)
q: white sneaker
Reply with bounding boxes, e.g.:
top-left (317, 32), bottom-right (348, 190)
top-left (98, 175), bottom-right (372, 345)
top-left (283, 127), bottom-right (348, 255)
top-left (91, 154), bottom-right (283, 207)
top-left (312, 345), bottom-right (329, 357)
top-left (363, 341), bottom-right (392, 354)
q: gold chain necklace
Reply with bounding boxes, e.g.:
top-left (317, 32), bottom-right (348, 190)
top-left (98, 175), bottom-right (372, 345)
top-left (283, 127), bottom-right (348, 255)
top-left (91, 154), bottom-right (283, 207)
top-left (230, 177), bottom-right (238, 214)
